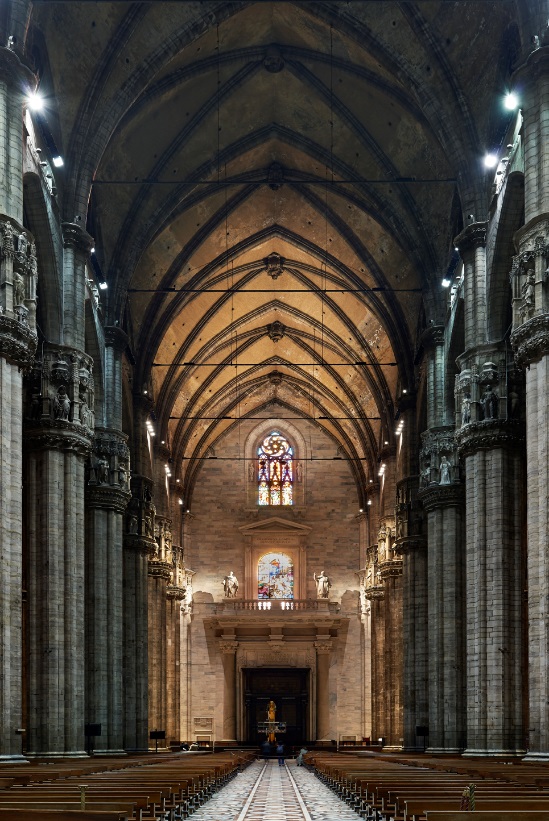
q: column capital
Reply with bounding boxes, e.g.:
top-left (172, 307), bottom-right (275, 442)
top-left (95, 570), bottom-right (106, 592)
top-left (378, 559), bottom-right (403, 580)
top-left (148, 560), bottom-right (171, 581)
top-left (394, 537), bottom-right (426, 554)
top-left (61, 222), bottom-right (94, 254)
top-left (87, 484), bottom-right (130, 513)
top-left (314, 640), bottom-right (332, 654)
top-left (454, 221), bottom-right (487, 256)
top-left (0, 314), bottom-right (36, 367)
top-left (514, 43), bottom-right (549, 86)
top-left (104, 326), bottom-right (128, 352)
top-left (123, 534), bottom-right (154, 556)
top-left (166, 585), bottom-right (186, 601)
top-left (0, 46), bottom-right (35, 90)
top-left (219, 640), bottom-right (239, 654)
top-left (419, 483), bottom-right (464, 511)
top-left (419, 324), bottom-right (445, 350)
top-left (456, 419), bottom-right (525, 457)
top-left (511, 313), bottom-right (549, 367)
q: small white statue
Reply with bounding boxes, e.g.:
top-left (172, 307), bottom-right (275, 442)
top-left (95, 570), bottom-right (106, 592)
top-left (223, 571), bottom-right (239, 598)
top-left (314, 570), bottom-right (331, 599)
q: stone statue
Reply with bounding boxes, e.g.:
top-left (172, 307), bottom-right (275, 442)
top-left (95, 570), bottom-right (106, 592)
top-left (13, 272), bottom-right (25, 306)
top-left (98, 458), bottom-right (109, 484)
top-left (314, 570), bottom-right (331, 599)
top-left (223, 571), bottom-right (239, 598)
top-left (53, 386), bottom-right (71, 420)
top-left (248, 461), bottom-right (255, 481)
top-left (439, 456), bottom-right (451, 485)
top-left (481, 387), bottom-right (498, 420)
top-left (18, 231), bottom-right (28, 258)
top-left (128, 515), bottom-right (138, 535)
top-left (80, 397), bottom-right (92, 429)
top-left (461, 394), bottom-right (471, 426)
top-left (267, 700), bottom-right (276, 721)
top-left (421, 465), bottom-right (431, 486)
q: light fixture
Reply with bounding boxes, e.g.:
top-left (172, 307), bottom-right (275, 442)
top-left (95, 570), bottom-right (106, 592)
top-left (367, 500), bottom-right (372, 506)
top-left (98, 281), bottom-right (108, 290)
top-left (402, 389), bottom-right (407, 394)
top-left (90, 247), bottom-right (95, 254)
top-left (52, 156), bottom-right (64, 168)
top-left (359, 508), bottom-right (363, 513)
top-left (27, 92), bottom-right (44, 112)
top-left (504, 92), bottom-right (518, 110)
top-left (178, 499), bottom-right (183, 505)
top-left (484, 153), bottom-right (498, 169)
top-left (442, 278), bottom-right (451, 288)
top-left (143, 389), bottom-right (148, 395)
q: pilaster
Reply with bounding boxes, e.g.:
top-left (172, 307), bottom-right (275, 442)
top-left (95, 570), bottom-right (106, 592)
top-left (219, 640), bottom-right (239, 743)
top-left (314, 640), bottom-right (332, 741)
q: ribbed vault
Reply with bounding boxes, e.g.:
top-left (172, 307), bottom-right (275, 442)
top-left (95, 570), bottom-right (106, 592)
top-left (27, 0), bottom-right (524, 505)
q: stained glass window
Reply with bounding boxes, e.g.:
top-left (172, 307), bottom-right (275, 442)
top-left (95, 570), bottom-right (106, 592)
top-left (258, 552), bottom-right (294, 599)
top-left (257, 431), bottom-right (293, 506)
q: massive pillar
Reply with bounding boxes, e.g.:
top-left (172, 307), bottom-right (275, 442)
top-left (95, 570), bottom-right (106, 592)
top-left (0, 45), bottom-right (37, 763)
top-left (419, 326), bottom-right (465, 753)
top-left (85, 325), bottom-right (130, 754)
top-left (509, 40), bottom-right (549, 761)
top-left (454, 216), bottom-right (525, 756)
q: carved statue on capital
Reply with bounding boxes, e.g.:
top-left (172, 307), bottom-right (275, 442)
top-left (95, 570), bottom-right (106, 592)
top-left (419, 427), bottom-right (460, 491)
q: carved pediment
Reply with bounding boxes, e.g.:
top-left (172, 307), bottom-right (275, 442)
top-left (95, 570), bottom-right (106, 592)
top-left (239, 516), bottom-right (312, 534)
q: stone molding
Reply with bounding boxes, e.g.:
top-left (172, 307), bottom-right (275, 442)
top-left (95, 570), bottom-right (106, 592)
top-left (454, 221), bottom-right (487, 255)
top-left (148, 560), bottom-right (172, 580)
top-left (86, 484), bottom-right (130, 513)
top-left (378, 558), bottom-right (403, 580)
top-left (419, 483), bottom-right (464, 511)
top-left (219, 640), bottom-right (239, 654)
top-left (511, 313), bottom-right (549, 367)
top-left (0, 314), bottom-right (37, 367)
top-left (314, 641), bottom-right (332, 654)
top-left (456, 419), bottom-right (525, 457)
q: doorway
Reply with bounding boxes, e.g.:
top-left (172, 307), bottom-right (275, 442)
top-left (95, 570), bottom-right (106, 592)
top-left (243, 668), bottom-right (309, 746)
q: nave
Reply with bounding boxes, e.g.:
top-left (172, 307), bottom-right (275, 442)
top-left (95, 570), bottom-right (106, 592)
top-left (189, 759), bottom-right (360, 821)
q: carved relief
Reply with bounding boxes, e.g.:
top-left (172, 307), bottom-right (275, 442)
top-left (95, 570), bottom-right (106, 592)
top-left (419, 427), bottom-right (459, 488)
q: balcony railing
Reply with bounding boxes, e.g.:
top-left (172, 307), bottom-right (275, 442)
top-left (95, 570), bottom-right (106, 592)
top-left (217, 598), bottom-right (337, 613)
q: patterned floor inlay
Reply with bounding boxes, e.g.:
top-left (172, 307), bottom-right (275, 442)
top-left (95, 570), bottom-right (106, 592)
top-left (188, 759), bottom-right (361, 821)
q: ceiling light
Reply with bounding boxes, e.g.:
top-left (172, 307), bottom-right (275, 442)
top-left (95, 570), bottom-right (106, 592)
top-left (52, 156), bottom-right (64, 168)
top-left (484, 153), bottom-right (498, 169)
top-left (27, 92), bottom-right (44, 112)
top-left (178, 499), bottom-right (183, 505)
top-left (442, 278), bottom-right (451, 287)
top-left (402, 389), bottom-right (407, 394)
top-left (504, 92), bottom-right (518, 110)
top-left (98, 281), bottom-right (108, 290)
top-left (367, 500), bottom-right (372, 506)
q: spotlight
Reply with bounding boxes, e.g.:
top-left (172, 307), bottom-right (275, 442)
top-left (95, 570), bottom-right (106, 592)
top-left (52, 156), bottom-right (64, 168)
top-left (27, 92), bottom-right (44, 112)
top-left (504, 92), bottom-right (518, 110)
top-left (442, 278), bottom-right (451, 288)
top-left (98, 281), bottom-right (108, 290)
top-left (484, 153), bottom-right (498, 169)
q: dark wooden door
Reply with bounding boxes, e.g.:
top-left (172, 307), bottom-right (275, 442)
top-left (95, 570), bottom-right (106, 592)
top-left (243, 668), bottom-right (309, 746)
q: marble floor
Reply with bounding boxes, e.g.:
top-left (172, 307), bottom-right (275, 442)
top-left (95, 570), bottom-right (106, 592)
top-left (188, 759), bottom-right (361, 821)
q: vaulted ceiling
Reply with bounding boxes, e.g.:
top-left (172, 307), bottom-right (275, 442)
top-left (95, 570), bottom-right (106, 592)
top-left (28, 0), bottom-right (525, 493)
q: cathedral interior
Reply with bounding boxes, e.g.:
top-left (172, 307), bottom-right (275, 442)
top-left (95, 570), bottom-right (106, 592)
top-left (1, 0), bottom-right (548, 762)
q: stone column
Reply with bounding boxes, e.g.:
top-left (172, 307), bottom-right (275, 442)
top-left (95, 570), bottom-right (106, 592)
top-left (123, 474), bottom-right (155, 751)
top-left (456, 421), bottom-right (524, 755)
top-left (396, 477), bottom-right (428, 751)
top-left (315, 640), bottom-right (332, 741)
top-left (85, 431), bottom-right (130, 754)
top-left (0, 46), bottom-right (37, 763)
top-left (420, 480), bottom-right (465, 753)
top-left (166, 587), bottom-right (184, 744)
top-left (148, 561), bottom-right (170, 745)
top-left (219, 640), bottom-right (238, 743)
top-left (25, 340), bottom-right (94, 756)
top-left (509, 42), bottom-right (549, 761)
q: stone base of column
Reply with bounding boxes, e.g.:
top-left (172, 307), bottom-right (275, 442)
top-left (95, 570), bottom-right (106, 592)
top-left (464, 748), bottom-right (526, 758)
top-left (26, 751), bottom-right (89, 759)
top-left (0, 755), bottom-right (29, 764)
top-left (426, 746), bottom-right (463, 755)
top-left (523, 751), bottom-right (549, 762)
top-left (91, 749), bottom-right (127, 756)
top-left (219, 739), bottom-right (238, 746)
top-left (382, 744), bottom-right (403, 752)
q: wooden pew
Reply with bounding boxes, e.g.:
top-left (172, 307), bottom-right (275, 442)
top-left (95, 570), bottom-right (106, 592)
top-left (426, 814), bottom-right (549, 821)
